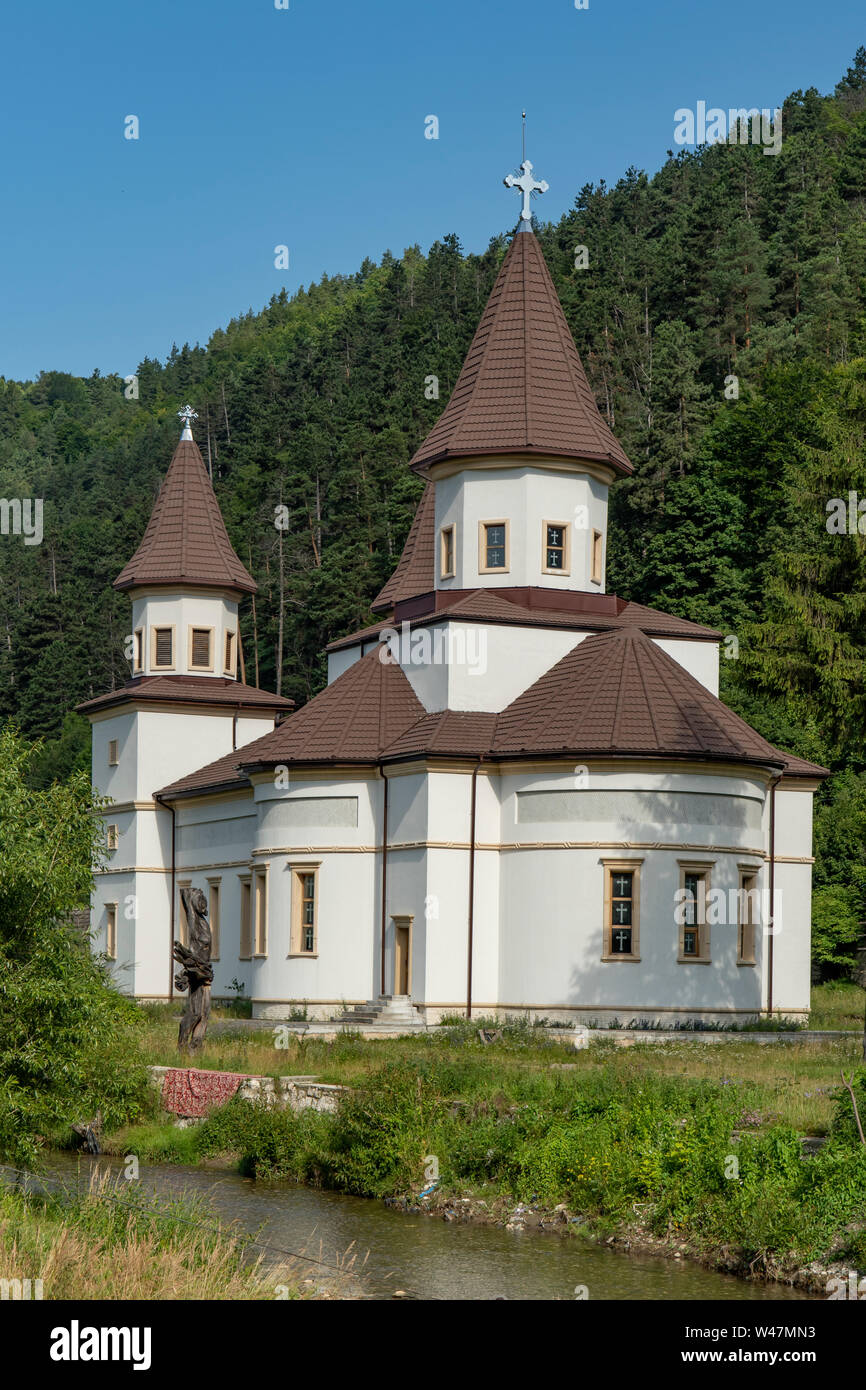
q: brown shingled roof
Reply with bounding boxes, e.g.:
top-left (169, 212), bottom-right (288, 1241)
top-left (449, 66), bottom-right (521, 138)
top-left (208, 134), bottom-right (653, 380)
top-left (491, 627), bottom-right (784, 764)
top-left (155, 743), bottom-right (258, 799)
top-left (328, 588), bottom-right (720, 651)
top-left (381, 710), bottom-right (498, 760)
top-left (156, 628), bottom-right (827, 798)
top-left (78, 675), bottom-right (292, 717)
top-left (409, 229), bottom-right (632, 475)
top-left (234, 646), bottom-right (426, 767)
top-left (114, 437), bottom-right (256, 594)
top-left (768, 748), bottom-right (830, 779)
top-left (371, 482), bottom-right (436, 613)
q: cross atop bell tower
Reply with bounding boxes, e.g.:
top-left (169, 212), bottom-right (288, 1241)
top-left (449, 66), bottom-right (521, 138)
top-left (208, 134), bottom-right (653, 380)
top-left (178, 404), bottom-right (198, 441)
top-left (504, 159), bottom-right (549, 226)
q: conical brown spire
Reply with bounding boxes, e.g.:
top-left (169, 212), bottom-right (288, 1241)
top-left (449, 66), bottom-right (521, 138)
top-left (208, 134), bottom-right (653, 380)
top-left (114, 437), bottom-right (256, 594)
top-left (410, 229), bottom-right (632, 474)
top-left (371, 482), bottom-right (436, 612)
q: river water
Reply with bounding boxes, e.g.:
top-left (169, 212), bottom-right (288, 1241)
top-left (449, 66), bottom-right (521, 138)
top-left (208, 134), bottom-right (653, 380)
top-left (22, 1154), bottom-right (812, 1302)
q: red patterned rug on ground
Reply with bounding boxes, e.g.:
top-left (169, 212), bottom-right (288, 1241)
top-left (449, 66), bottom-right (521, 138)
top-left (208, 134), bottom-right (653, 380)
top-left (161, 1068), bottom-right (253, 1118)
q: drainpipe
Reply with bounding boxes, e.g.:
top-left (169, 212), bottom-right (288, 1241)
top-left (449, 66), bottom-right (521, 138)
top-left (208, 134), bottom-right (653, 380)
top-left (766, 772), bottom-right (782, 1019)
top-left (233, 704), bottom-right (240, 751)
top-left (379, 765), bottom-right (389, 999)
top-left (466, 758), bottom-right (484, 1020)
top-left (155, 793), bottom-right (176, 1002)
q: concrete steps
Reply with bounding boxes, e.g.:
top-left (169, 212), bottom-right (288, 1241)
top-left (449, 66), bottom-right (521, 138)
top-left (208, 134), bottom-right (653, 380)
top-left (337, 995), bottom-right (427, 1031)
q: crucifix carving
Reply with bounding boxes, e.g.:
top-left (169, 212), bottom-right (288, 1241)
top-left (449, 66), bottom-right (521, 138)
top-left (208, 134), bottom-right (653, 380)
top-left (174, 886), bottom-right (213, 1050)
top-left (503, 160), bottom-right (549, 222)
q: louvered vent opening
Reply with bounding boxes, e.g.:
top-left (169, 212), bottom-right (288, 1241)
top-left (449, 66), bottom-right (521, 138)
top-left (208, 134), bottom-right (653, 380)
top-left (154, 628), bottom-right (173, 667)
top-left (191, 629), bottom-right (211, 667)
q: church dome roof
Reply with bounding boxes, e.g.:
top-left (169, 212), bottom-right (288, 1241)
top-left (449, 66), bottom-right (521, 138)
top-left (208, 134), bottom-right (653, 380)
top-left (409, 227), bottom-right (632, 475)
top-left (114, 436), bottom-right (256, 594)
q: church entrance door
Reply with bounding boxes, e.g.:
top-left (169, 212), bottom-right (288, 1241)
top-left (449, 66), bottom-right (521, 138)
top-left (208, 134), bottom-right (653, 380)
top-left (394, 922), bottom-right (410, 996)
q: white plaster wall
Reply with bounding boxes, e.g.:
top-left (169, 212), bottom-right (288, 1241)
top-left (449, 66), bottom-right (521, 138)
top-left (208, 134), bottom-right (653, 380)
top-left (387, 769), bottom-right (428, 845)
top-left (237, 714), bottom-right (277, 746)
top-left (652, 638), bottom-right (720, 696)
top-left (130, 592), bottom-right (240, 677)
top-left (135, 709), bottom-right (273, 802)
top-left (419, 770), bottom-right (500, 1008)
top-left (167, 797), bottom-right (257, 999)
top-left (91, 711), bottom-right (138, 804)
top-left (760, 784), bottom-right (815, 1016)
top-left (446, 623), bottom-right (581, 712)
top-left (91, 867), bottom-right (172, 998)
top-left (89, 696), bottom-right (814, 1020)
top-left (497, 764), bottom-right (772, 1017)
top-left (385, 844), bottom-right (429, 997)
top-left (774, 784), bottom-right (815, 861)
top-left (91, 874), bottom-right (135, 993)
top-left (326, 639), bottom-right (383, 685)
top-left (92, 706), bottom-right (275, 812)
top-left (392, 624), bottom-right (720, 714)
top-left (397, 623), bottom-right (585, 713)
top-left (249, 773), bottom-right (382, 1012)
top-left (434, 463), bottom-right (609, 592)
top-left (771, 861), bottom-right (812, 1015)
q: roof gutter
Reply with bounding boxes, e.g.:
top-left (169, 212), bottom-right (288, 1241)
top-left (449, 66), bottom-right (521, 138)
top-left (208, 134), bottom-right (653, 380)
top-left (379, 763), bottom-right (390, 998)
top-left (466, 756), bottom-right (485, 1019)
top-left (766, 771), bottom-right (783, 1018)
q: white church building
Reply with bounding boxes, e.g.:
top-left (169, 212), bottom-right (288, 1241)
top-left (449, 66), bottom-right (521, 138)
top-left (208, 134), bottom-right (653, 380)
top-left (82, 166), bottom-right (827, 1025)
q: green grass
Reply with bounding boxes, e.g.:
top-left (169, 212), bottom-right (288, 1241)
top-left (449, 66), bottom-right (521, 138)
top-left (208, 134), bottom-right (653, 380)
top-left (132, 998), bottom-right (864, 1136)
top-left (809, 981), bottom-right (866, 1031)
top-left (105, 990), bottom-right (866, 1283)
top-left (0, 1172), bottom-right (309, 1299)
top-left (110, 1056), bottom-right (866, 1279)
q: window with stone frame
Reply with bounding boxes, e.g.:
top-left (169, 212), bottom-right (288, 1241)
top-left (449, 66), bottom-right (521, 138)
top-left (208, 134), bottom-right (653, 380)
top-left (601, 859), bottom-right (642, 960)
top-left (106, 903), bottom-right (117, 960)
top-left (207, 877), bottom-right (221, 960)
top-left (239, 875), bottom-right (252, 959)
top-left (253, 868), bottom-right (268, 956)
top-left (479, 520), bottom-right (509, 572)
top-left (737, 868), bottom-right (759, 965)
top-left (591, 529), bottom-right (603, 584)
top-left (543, 521), bottom-right (569, 574)
top-left (289, 864), bottom-right (320, 955)
top-left (677, 862), bottom-right (712, 962)
top-left (440, 524), bottom-right (456, 579)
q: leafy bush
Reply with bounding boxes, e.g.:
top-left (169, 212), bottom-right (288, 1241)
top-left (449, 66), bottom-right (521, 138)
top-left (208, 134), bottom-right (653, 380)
top-left (0, 725), bottom-right (149, 1165)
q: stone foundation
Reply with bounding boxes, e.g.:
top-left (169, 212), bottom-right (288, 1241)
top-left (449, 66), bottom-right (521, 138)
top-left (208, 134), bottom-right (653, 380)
top-left (248, 1001), bottom-right (808, 1028)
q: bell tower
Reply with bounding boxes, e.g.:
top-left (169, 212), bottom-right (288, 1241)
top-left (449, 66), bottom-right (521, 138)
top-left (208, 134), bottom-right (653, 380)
top-left (409, 160), bottom-right (632, 599)
top-left (79, 407), bottom-right (292, 998)
top-left (114, 406), bottom-right (257, 681)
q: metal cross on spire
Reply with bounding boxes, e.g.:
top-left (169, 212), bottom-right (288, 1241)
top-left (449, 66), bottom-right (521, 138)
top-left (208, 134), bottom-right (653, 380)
top-left (504, 159), bottom-right (549, 225)
top-left (178, 404), bottom-right (198, 440)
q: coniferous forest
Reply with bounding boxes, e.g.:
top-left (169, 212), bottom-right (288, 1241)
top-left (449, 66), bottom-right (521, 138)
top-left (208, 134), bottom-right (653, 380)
top-left (1, 54), bottom-right (865, 973)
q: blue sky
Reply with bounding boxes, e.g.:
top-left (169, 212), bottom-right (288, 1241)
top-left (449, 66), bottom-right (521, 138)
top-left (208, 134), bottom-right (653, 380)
top-left (0, 0), bottom-right (862, 380)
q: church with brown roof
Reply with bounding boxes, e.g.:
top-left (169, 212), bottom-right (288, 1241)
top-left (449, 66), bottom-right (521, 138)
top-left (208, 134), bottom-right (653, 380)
top-left (81, 168), bottom-right (827, 1026)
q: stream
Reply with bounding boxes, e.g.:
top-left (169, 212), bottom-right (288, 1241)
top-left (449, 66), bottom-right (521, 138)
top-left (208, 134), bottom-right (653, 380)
top-left (15, 1153), bottom-right (814, 1302)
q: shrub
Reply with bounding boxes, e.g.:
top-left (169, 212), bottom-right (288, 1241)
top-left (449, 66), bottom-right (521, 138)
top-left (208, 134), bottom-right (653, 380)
top-left (0, 726), bottom-right (149, 1165)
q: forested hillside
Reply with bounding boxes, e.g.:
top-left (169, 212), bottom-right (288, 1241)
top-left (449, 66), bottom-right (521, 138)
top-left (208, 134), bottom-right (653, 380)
top-left (2, 53), bottom-right (865, 969)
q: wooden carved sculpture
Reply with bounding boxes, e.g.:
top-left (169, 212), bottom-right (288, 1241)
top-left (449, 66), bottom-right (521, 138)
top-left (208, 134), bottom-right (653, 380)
top-left (174, 886), bottom-right (214, 1051)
